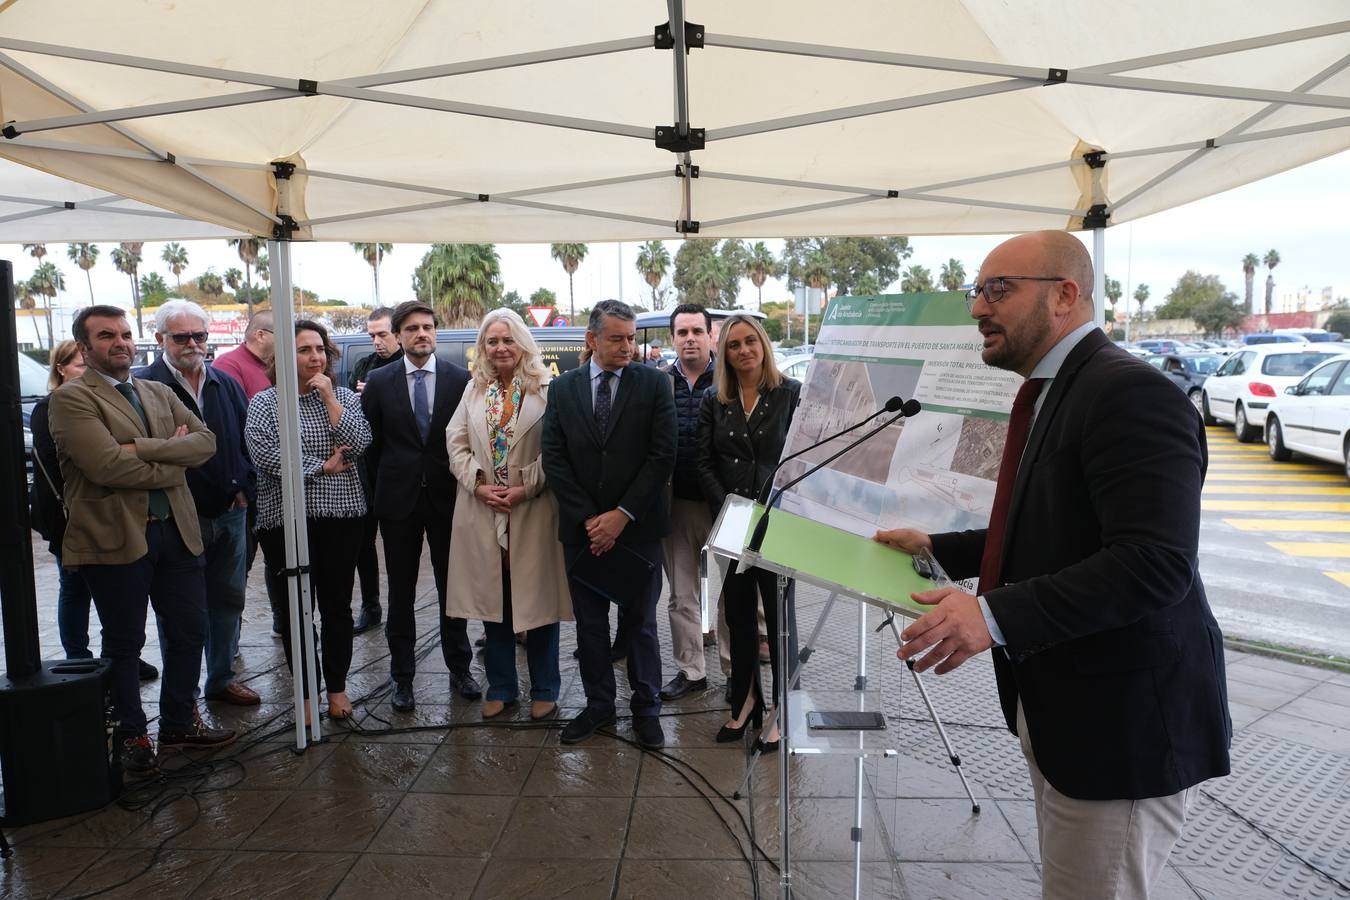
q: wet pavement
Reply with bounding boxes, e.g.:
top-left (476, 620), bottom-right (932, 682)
top-left (2, 534), bottom-right (1349, 899)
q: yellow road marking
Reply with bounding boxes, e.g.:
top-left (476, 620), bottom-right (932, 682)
top-left (1204, 500), bottom-right (1350, 512)
top-left (1268, 542), bottom-right (1350, 558)
top-left (1203, 485), bottom-right (1350, 496)
top-left (1208, 463), bottom-right (1338, 471)
top-left (1224, 518), bottom-right (1350, 532)
top-left (1206, 473), bottom-right (1346, 482)
top-left (1326, 573), bottom-right (1350, 589)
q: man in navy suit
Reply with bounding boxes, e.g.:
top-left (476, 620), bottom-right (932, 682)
top-left (361, 300), bottom-right (479, 711)
top-left (542, 300), bottom-right (677, 749)
top-left (877, 231), bottom-right (1230, 900)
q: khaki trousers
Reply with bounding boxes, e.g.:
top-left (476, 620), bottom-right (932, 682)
top-left (1017, 703), bottom-right (1195, 900)
top-left (662, 498), bottom-right (713, 681)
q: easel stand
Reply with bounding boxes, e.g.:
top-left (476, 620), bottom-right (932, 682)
top-left (705, 496), bottom-right (979, 900)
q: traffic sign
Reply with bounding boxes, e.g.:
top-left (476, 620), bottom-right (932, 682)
top-left (552, 316), bottom-right (569, 327)
top-left (526, 306), bottom-right (554, 327)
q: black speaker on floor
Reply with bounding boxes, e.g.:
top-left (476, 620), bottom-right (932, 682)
top-left (0, 659), bottom-right (123, 826)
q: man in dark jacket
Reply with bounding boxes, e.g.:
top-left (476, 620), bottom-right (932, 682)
top-left (135, 299), bottom-right (259, 706)
top-left (542, 300), bottom-right (677, 749)
top-left (347, 306), bottom-right (403, 634)
top-left (659, 304), bottom-right (716, 701)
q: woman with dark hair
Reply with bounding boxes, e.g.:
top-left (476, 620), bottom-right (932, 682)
top-left (245, 319), bottom-right (370, 721)
top-left (696, 314), bottom-right (801, 752)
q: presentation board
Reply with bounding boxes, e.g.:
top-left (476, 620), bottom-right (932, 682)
top-left (775, 291), bottom-right (1020, 539)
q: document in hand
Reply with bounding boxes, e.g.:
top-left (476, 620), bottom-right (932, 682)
top-left (567, 542), bottom-right (656, 607)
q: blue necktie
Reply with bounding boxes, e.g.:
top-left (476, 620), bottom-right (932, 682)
top-left (595, 370), bottom-right (614, 437)
top-left (413, 369), bottom-right (431, 443)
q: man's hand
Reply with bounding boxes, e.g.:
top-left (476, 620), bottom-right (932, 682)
top-left (355, 380), bottom-right (366, 395)
top-left (585, 509), bottom-right (628, 555)
top-left (896, 587), bottom-right (992, 675)
top-left (874, 527), bottom-right (932, 555)
top-left (232, 491), bottom-right (248, 510)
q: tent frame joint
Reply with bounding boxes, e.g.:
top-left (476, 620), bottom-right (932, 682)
top-left (1045, 67), bottom-right (1068, 85)
top-left (273, 161), bottom-right (296, 180)
top-left (675, 163), bottom-right (699, 178)
top-left (886, 189), bottom-right (899, 198)
top-left (1083, 203), bottom-right (1109, 229)
top-left (676, 219), bottom-right (700, 234)
top-left (272, 213), bottom-right (298, 240)
top-left (654, 20), bottom-right (704, 51)
top-left (297, 79), bottom-right (318, 95)
top-left (63, 201), bottom-right (75, 210)
top-left (656, 126), bottom-right (705, 152)
top-left (1083, 150), bottom-right (1107, 169)
top-left (478, 193), bottom-right (489, 202)
top-left (1, 123), bottom-right (15, 140)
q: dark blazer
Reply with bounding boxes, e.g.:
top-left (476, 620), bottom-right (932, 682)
top-left (929, 328), bottom-right (1231, 801)
top-left (695, 378), bottom-right (801, 519)
top-left (29, 397), bottom-right (65, 549)
top-left (361, 357), bottom-right (470, 520)
top-left (134, 357), bottom-right (254, 518)
top-left (541, 361), bottom-right (677, 545)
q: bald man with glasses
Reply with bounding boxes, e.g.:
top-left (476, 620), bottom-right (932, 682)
top-left (876, 232), bottom-right (1230, 900)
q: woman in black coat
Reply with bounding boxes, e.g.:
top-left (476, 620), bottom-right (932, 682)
top-left (696, 315), bottom-right (801, 751)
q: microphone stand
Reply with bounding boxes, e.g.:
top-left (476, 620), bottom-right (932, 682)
top-left (754, 399), bottom-right (904, 506)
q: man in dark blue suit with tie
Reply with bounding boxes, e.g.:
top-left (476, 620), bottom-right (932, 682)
top-left (542, 300), bottom-right (677, 749)
top-left (361, 300), bottom-right (480, 712)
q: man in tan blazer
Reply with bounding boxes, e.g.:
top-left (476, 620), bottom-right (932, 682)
top-left (49, 305), bottom-right (236, 776)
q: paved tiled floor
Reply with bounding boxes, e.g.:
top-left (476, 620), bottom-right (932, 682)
top-left (2, 536), bottom-right (1349, 899)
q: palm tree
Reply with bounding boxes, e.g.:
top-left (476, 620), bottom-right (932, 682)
top-left (416, 243), bottom-right (502, 326)
top-left (1241, 253), bottom-right (1259, 315)
top-left (900, 264), bottom-right (934, 293)
top-left (28, 262), bottom-right (64, 349)
top-left (803, 252), bottom-right (831, 301)
top-left (111, 242), bottom-right (145, 336)
top-left (635, 240), bottom-right (671, 306)
top-left (66, 242), bottom-right (99, 303)
top-left (745, 241), bottom-right (780, 309)
top-left (938, 258), bottom-right (966, 292)
top-left (227, 237), bottom-right (264, 307)
top-left (1133, 283), bottom-right (1150, 318)
top-left (162, 242), bottom-right (189, 290)
top-left (224, 268), bottom-right (244, 294)
top-left (196, 269), bottom-right (225, 303)
top-left (1263, 249), bottom-right (1280, 314)
top-left (350, 243), bottom-right (394, 306)
top-left (16, 281), bottom-right (43, 348)
top-left (22, 243), bottom-right (53, 347)
top-left (691, 252), bottom-right (731, 308)
top-left (549, 243), bottom-right (589, 320)
top-left (140, 272), bottom-right (169, 304)
top-left (1105, 277), bottom-right (1122, 311)
top-left (256, 250), bottom-right (270, 283)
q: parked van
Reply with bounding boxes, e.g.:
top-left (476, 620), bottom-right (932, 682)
top-left (330, 326), bottom-right (588, 386)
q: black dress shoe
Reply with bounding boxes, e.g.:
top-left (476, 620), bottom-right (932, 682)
top-left (392, 681), bottom-right (415, 712)
top-left (610, 644), bottom-right (629, 664)
top-left (559, 708), bottom-right (616, 744)
top-left (352, 607), bottom-right (382, 636)
top-left (137, 659), bottom-right (159, 681)
top-left (633, 715), bottom-right (666, 750)
top-left (659, 672), bottom-right (708, 701)
top-left (754, 737), bottom-right (780, 755)
top-left (450, 671), bottom-right (482, 700)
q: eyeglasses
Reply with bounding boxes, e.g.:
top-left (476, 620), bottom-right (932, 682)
top-left (965, 276), bottom-right (1066, 311)
top-left (168, 331), bottom-right (209, 345)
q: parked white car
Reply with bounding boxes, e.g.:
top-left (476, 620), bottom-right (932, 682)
top-left (1200, 343), bottom-right (1350, 442)
top-left (1264, 353), bottom-right (1350, 481)
top-left (779, 353), bottom-right (813, 381)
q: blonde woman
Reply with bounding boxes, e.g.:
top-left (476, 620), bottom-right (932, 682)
top-left (447, 309), bottom-right (571, 720)
top-left (696, 315), bottom-right (802, 751)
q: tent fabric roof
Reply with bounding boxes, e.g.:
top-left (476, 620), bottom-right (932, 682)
top-left (1, 1), bottom-right (1348, 243)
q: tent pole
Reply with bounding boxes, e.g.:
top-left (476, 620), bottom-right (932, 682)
top-left (1093, 228), bottom-right (1107, 329)
top-left (267, 238), bottom-right (323, 750)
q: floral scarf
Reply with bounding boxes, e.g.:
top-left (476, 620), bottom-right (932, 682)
top-left (485, 375), bottom-right (523, 487)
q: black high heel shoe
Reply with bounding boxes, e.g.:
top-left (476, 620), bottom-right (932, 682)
top-left (715, 706), bottom-right (764, 743)
top-left (753, 736), bottom-right (780, 754)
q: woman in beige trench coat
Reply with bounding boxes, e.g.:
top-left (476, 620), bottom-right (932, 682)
top-left (446, 309), bottom-right (572, 721)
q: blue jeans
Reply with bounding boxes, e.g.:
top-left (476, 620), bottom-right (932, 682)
top-left (53, 550), bottom-right (95, 659)
top-left (483, 561), bottom-right (560, 703)
top-left (199, 507), bottom-right (248, 695)
top-left (80, 521), bottom-right (207, 737)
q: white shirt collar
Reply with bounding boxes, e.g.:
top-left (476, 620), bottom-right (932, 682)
top-left (404, 354), bottom-right (435, 376)
top-left (589, 359), bottom-right (625, 380)
top-left (93, 367), bottom-right (129, 387)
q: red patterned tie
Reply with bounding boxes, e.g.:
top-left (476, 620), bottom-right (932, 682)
top-left (978, 379), bottom-right (1046, 594)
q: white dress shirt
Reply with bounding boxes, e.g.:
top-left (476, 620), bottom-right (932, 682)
top-left (405, 355), bottom-right (436, 408)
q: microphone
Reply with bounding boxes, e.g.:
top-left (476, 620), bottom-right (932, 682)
top-left (754, 395), bottom-right (913, 505)
top-left (739, 399), bottom-right (923, 572)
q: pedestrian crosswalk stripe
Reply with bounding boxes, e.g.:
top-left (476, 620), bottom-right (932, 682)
top-left (1224, 518), bottom-right (1350, 533)
top-left (1203, 500), bottom-right (1350, 511)
top-left (1326, 572), bottom-right (1350, 589)
top-left (1203, 485), bottom-right (1350, 496)
top-left (1205, 473), bottom-right (1346, 482)
top-left (1267, 542), bottom-right (1350, 558)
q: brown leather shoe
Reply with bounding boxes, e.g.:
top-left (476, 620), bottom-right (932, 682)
top-left (481, 699), bottom-right (518, 720)
top-left (205, 682), bottom-right (261, 706)
top-left (530, 701), bottom-right (558, 721)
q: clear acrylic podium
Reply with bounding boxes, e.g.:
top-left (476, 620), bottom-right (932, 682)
top-left (703, 495), bottom-right (980, 900)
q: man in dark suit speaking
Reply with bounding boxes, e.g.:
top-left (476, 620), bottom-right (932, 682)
top-left (876, 231), bottom-right (1230, 900)
top-left (542, 300), bottom-right (677, 749)
top-left (362, 300), bottom-right (479, 712)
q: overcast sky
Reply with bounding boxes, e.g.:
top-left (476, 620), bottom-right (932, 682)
top-left (7, 149), bottom-right (1349, 327)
